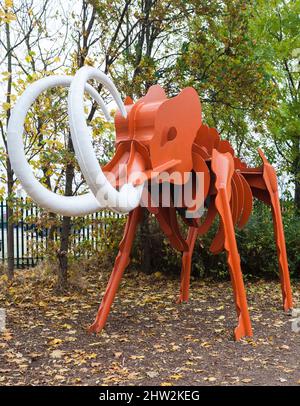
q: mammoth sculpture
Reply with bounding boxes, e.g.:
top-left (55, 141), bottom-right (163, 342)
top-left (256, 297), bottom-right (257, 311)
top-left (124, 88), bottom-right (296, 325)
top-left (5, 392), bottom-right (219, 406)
top-left (7, 66), bottom-right (293, 340)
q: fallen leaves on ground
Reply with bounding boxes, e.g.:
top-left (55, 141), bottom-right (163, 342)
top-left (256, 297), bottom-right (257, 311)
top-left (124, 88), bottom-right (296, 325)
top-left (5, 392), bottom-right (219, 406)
top-left (0, 267), bottom-right (299, 386)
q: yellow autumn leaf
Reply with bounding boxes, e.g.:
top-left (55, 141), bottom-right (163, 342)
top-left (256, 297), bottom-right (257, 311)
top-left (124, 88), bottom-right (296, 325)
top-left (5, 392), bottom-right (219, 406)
top-left (0, 274), bottom-right (8, 282)
top-left (61, 323), bottom-right (72, 329)
top-left (169, 373), bottom-right (182, 381)
top-left (200, 341), bottom-right (211, 348)
top-left (1, 71), bottom-right (11, 78)
top-left (86, 353), bottom-right (97, 359)
top-left (2, 102), bottom-right (11, 111)
top-left (2, 330), bottom-right (13, 341)
top-left (3, 11), bottom-right (16, 23)
top-left (48, 338), bottom-right (63, 346)
top-left (5, 0), bottom-right (13, 8)
top-left (154, 271), bottom-right (163, 279)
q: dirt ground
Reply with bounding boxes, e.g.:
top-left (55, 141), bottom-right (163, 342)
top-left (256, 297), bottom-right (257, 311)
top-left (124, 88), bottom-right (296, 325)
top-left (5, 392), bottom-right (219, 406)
top-left (0, 267), bottom-right (299, 386)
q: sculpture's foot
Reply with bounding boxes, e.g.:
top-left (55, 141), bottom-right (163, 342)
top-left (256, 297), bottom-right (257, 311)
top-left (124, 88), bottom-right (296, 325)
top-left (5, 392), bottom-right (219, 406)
top-left (176, 294), bottom-right (188, 304)
top-left (234, 315), bottom-right (253, 341)
top-left (88, 318), bottom-right (105, 334)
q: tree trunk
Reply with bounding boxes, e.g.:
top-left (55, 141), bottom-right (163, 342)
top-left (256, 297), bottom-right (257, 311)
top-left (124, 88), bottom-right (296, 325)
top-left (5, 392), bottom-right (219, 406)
top-left (57, 216), bottom-right (71, 291)
top-left (56, 134), bottom-right (74, 292)
top-left (6, 160), bottom-right (14, 280)
top-left (294, 171), bottom-right (300, 213)
top-left (55, 1), bottom-right (97, 291)
top-left (140, 208), bottom-right (152, 274)
top-left (5, 16), bottom-right (14, 279)
top-left (293, 139), bottom-right (300, 213)
top-left (291, 137), bottom-right (300, 214)
top-left (47, 213), bottom-right (57, 241)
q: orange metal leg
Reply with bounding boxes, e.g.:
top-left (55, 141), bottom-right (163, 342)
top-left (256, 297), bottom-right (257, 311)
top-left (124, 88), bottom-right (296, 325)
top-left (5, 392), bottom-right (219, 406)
top-left (258, 150), bottom-right (293, 311)
top-left (89, 207), bottom-right (142, 333)
top-left (178, 226), bottom-right (198, 303)
top-left (212, 149), bottom-right (253, 340)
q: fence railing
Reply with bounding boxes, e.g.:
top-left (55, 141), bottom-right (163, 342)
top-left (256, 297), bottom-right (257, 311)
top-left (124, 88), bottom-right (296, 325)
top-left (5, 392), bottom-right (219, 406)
top-left (0, 199), bottom-right (122, 269)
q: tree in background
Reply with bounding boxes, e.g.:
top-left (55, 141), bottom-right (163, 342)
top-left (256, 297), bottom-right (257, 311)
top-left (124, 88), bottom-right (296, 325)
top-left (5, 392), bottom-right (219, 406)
top-left (0, 0), bottom-right (51, 278)
top-left (175, 0), bottom-right (277, 159)
top-left (0, 0), bottom-right (299, 286)
top-left (0, 0), bottom-right (107, 287)
top-left (250, 0), bottom-right (300, 211)
top-left (176, 0), bottom-right (299, 211)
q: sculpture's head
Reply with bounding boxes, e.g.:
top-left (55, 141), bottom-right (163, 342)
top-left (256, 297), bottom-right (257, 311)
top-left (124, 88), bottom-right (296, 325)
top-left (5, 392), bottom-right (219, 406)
top-left (7, 67), bottom-right (204, 217)
top-left (110, 84), bottom-right (202, 187)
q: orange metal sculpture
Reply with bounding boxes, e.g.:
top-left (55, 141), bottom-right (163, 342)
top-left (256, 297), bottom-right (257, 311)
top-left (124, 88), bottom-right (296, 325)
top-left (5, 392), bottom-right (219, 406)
top-left (8, 71), bottom-right (293, 340)
top-left (88, 84), bottom-right (293, 340)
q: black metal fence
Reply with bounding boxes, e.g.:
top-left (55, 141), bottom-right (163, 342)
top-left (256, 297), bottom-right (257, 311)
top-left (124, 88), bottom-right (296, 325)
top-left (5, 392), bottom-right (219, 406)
top-left (0, 199), bottom-right (122, 269)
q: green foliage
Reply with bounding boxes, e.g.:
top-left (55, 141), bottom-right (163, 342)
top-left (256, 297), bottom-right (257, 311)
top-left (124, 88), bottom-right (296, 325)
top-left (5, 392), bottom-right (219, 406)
top-left (236, 202), bottom-right (300, 279)
top-left (175, 1), bottom-right (276, 162)
top-left (130, 202), bottom-right (300, 280)
top-left (36, 211), bottom-right (127, 267)
top-left (249, 0), bottom-right (300, 207)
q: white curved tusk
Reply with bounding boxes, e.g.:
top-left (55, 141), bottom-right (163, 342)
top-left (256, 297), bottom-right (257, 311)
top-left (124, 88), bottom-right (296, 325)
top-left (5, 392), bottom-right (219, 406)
top-left (7, 75), bottom-right (110, 216)
top-left (68, 66), bottom-right (143, 214)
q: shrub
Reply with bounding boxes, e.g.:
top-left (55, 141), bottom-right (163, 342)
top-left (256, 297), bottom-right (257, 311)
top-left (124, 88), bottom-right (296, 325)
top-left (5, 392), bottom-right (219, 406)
top-left (132, 201), bottom-right (300, 280)
top-left (44, 201), bottom-right (299, 281)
